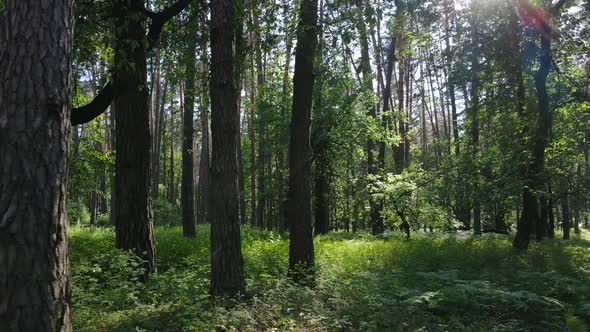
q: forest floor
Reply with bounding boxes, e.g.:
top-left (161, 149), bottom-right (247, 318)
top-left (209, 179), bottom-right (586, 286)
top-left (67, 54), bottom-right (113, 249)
top-left (70, 226), bottom-right (590, 331)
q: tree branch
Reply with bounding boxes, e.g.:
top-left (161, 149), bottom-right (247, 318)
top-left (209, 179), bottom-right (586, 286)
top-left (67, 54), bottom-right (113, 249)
top-left (71, 81), bottom-right (114, 126)
top-left (71, 0), bottom-right (195, 126)
top-left (147, 0), bottom-right (194, 50)
top-left (550, 0), bottom-right (568, 15)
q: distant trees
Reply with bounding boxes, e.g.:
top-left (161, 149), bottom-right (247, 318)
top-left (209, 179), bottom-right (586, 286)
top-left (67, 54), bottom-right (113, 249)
top-left (0, 0), bottom-right (74, 330)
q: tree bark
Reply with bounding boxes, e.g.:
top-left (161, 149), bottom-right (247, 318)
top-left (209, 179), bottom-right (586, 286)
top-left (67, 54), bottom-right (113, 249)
top-left (0, 0), bottom-right (73, 330)
top-left (112, 0), bottom-right (156, 275)
top-left (209, 0), bottom-right (246, 296)
top-left (287, 0), bottom-right (319, 282)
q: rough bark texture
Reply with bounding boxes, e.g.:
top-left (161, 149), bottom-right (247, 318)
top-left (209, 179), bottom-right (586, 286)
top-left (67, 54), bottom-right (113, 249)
top-left (287, 0), bottom-right (319, 282)
top-left (0, 0), bottom-right (73, 330)
top-left (209, 0), bottom-right (246, 296)
top-left (112, 0), bottom-right (156, 274)
top-left (181, 14), bottom-right (198, 238)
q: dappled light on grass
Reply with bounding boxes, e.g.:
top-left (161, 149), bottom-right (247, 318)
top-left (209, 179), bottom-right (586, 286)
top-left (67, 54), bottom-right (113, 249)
top-left (70, 226), bottom-right (590, 331)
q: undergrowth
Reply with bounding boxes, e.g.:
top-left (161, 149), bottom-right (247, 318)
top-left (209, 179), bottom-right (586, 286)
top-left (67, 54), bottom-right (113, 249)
top-left (69, 226), bottom-right (590, 331)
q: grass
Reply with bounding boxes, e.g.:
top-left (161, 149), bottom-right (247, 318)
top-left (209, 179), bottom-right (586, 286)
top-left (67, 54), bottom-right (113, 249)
top-left (70, 226), bottom-right (590, 331)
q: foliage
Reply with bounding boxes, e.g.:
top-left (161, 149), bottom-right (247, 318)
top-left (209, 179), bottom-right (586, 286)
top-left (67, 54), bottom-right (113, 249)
top-left (369, 170), bottom-right (460, 236)
top-left (71, 226), bottom-right (590, 331)
top-left (68, 200), bottom-right (91, 225)
top-left (154, 197), bottom-right (182, 226)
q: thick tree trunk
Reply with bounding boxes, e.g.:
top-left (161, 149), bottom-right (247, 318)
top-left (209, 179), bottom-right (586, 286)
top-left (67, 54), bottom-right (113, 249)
top-left (0, 0), bottom-right (73, 330)
top-left (182, 14), bottom-right (198, 238)
top-left (209, 0), bottom-right (246, 296)
top-left (112, 0), bottom-right (156, 274)
top-left (287, 0), bottom-right (319, 282)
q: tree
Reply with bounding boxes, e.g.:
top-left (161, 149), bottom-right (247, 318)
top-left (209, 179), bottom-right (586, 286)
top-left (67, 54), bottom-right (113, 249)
top-left (181, 6), bottom-right (199, 238)
top-left (0, 0), bottom-right (74, 330)
top-left (513, 0), bottom-right (567, 249)
top-left (286, 0), bottom-right (319, 282)
top-left (75, 0), bottom-right (192, 274)
top-left (111, 0), bottom-right (157, 274)
top-left (208, 0), bottom-right (246, 296)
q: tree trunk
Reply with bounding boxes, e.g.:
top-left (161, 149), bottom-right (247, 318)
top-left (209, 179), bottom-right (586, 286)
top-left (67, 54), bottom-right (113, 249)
top-left (169, 85), bottom-right (179, 204)
top-left (287, 0), bottom-right (319, 282)
top-left (443, 0), bottom-right (460, 156)
top-left (249, 4), bottom-right (267, 229)
top-left (563, 194), bottom-right (571, 240)
top-left (209, 0), bottom-right (246, 296)
top-left (312, 0), bottom-right (330, 236)
top-left (112, 0), bottom-right (156, 274)
top-left (153, 76), bottom-right (168, 201)
top-left (356, 0), bottom-right (384, 235)
top-left (470, 1), bottom-right (481, 236)
top-left (247, 70), bottom-right (257, 226)
top-left (0, 0), bottom-right (73, 330)
top-left (278, 0), bottom-right (294, 234)
top-left (181, 13), bottom-right (198, 238)
top-left (548, 185), bottom-right (555, 238)
top-left (197, 62), bottom-right (210, 225)
top-left (513, 32), bottom-right (553, 249)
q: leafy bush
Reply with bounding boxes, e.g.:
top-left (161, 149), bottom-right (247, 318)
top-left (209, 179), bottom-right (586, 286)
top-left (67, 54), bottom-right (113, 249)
top-left (154, 197), bottom-right (181, 226)
top-left (96, 213), bottom-right (111, 228)
top-left (70, 227), bottom-right (590, 331)
top-left (68, 200), bottom-right (90, 225)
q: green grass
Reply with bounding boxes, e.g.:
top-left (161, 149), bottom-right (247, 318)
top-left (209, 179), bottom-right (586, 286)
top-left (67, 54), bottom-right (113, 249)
top-left (70, 226), bottom-right (590, 331)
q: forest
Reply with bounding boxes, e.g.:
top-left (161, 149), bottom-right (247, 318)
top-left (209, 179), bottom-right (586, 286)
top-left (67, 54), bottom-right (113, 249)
top-left (1, 0), bottom-right (590, 330)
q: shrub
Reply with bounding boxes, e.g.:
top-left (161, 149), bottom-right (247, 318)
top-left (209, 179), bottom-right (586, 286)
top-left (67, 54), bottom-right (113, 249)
top-left (154, 197), bottom-right (181, 226)
top-left (68, 200), bottom-right (90, 225)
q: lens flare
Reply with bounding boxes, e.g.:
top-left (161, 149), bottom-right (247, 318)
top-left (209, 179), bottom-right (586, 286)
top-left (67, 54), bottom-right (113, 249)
top-left (514, 0), bottom-right (553, 38)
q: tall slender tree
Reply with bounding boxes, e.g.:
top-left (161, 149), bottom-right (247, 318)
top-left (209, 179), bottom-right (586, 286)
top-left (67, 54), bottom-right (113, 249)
top-left (513, 0), bottom-right (567, 249)
top-left (181, 6), bottom-right (198, 238)
top-left (286, 0), bottom-right (319, 281)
